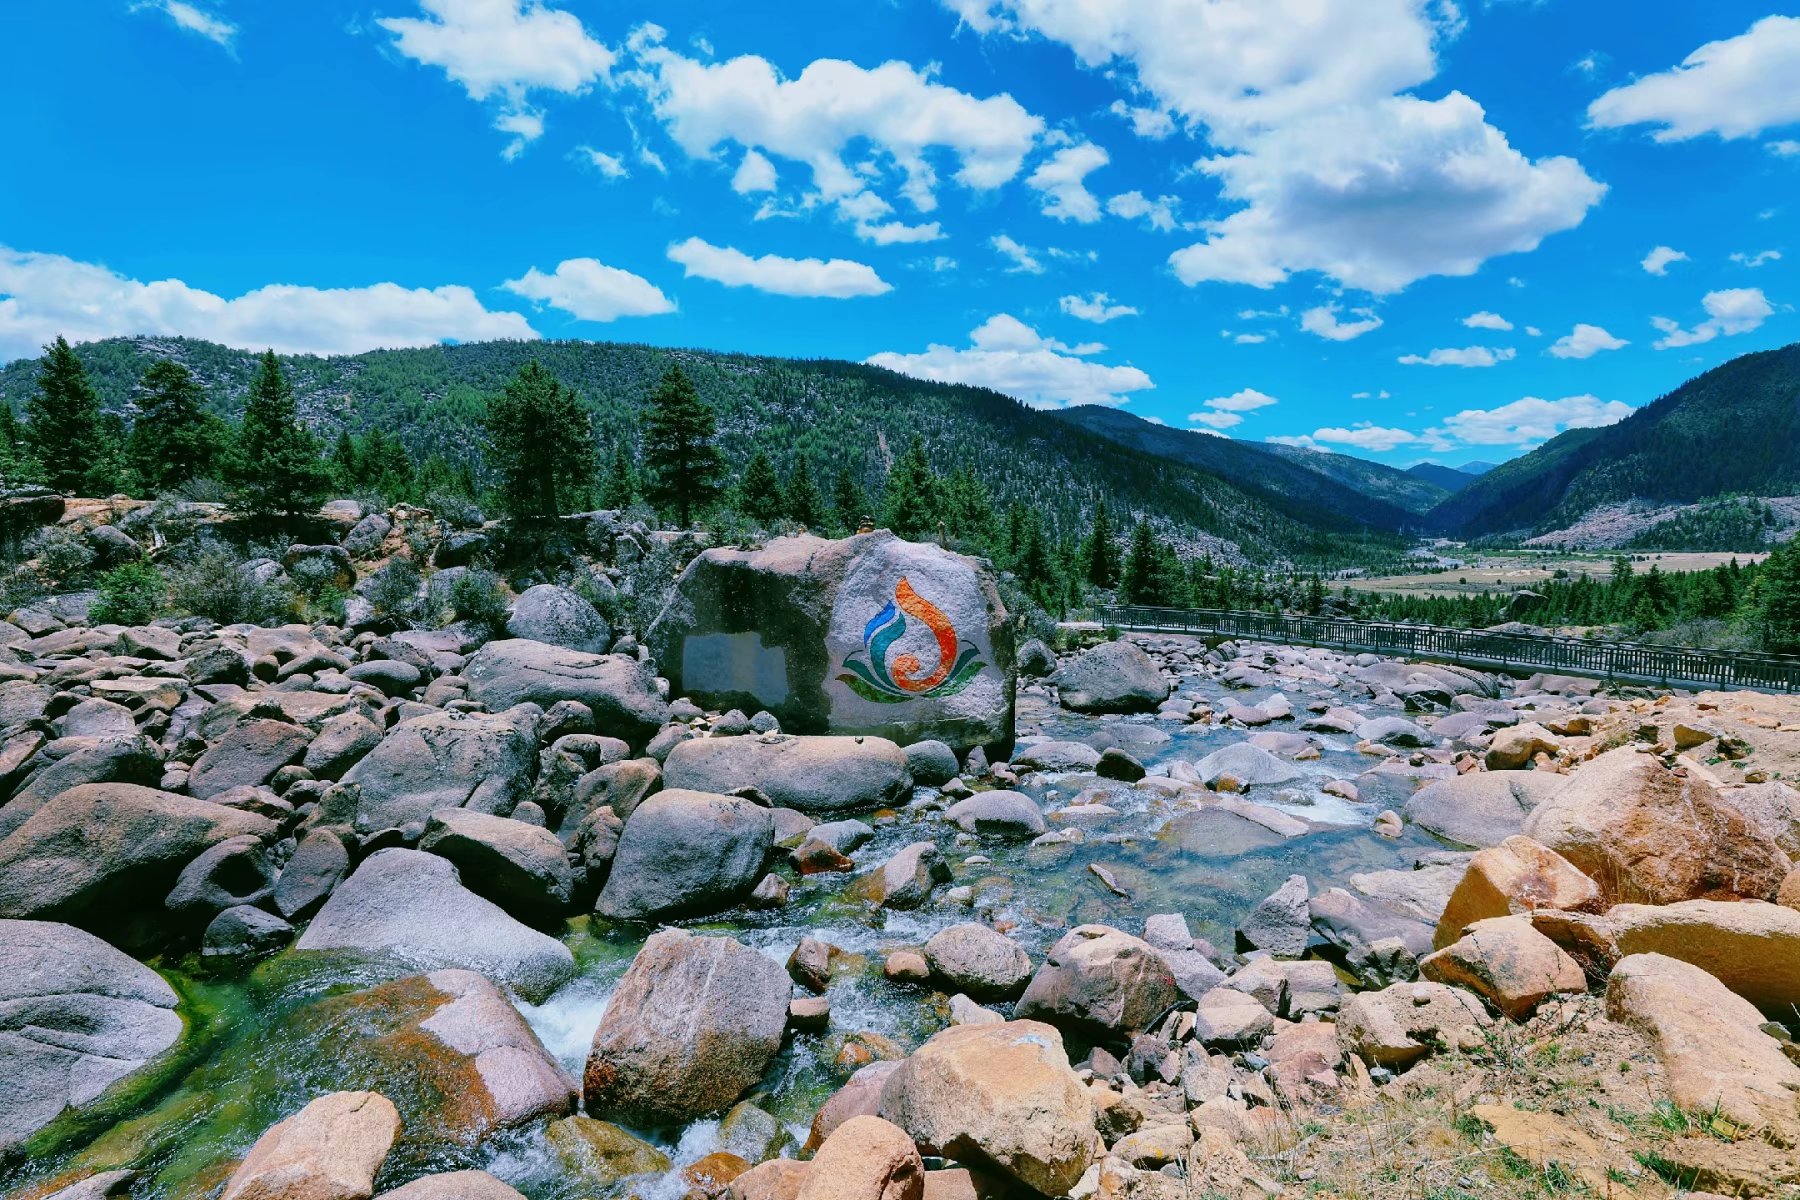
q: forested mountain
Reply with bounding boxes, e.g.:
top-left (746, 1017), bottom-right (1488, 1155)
top-left (1429, 343), bottom-right (1800, 537)
top-left (1403, 462), bottom-right (1477, 493)
top-left (1050, 405), bottom-right (1444, 527)
top-left (0, 336), bottom-right (1401, 566)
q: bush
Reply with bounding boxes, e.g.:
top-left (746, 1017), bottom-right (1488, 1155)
top-left (611, 539), bottom-right (681, 636)
top-left (167, 541), bottom-right (292, 625)
top-left (365, 556), bottom-right (423, 621)
top-left (91, 561), bottom-right (166, 626)
top-left (427, 492), bottom-right (485, 530)
top-left (448, 567), bottom-right (510, 631)
top-left (30, 526), bottom-right (95, 588)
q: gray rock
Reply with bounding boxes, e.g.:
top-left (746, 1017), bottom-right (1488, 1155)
top-left (1356, 716), bottom-right (1435, 748)
top-left (1095, 747), bottom-right (1144, 782)
top-left (420, 808), bottom-right (576, 920)
top-left (506, 585), bottom-right (612, 654)
top-left (1013, 741), bottom-right (1100, 772)
top-left (663, 734), bottom-right (911, 814)
top-left (596, 790), bottom-right (774, 922)
top-left (924, 923), bottom-right (1032, 1001)
top-left (944, 790), bottom-right (1047, 839)
top-left (1016, 925), bottom-right (1180, 1037)
top-left (904, 739), bottom-right (960, 787)
top-left (1193, 742), bottom-right (1303, 788)
top-left (347, 659), bottom-right (422, 696)
top-left (344, 512), bottom-right (392, 558)
top-left (1052, 640), bottom-right (1169, 713)
top-left (1141, 913), bottom-right (1227, 1000)
top-left (165, 834), bottom-right (276, 921)
top-left (273, 828), bottom-right (349, 919)
top-left (856, 841), bottom-right (948, 909)
top-left (188, 719), bottom-right (312, 800)
top-left (1403, 772), bottom-right (1569, 849)
top-left (0, 736), bottom-right (163, 840)
top-left (301, 712), bottom-right (384, 780)
top-left (807, 818), bottom-right (873, 854)
top-left (1239, 874), bottom-right (1310, 958)
top-left (463, 640), bottom-right (669, 746)
top-left (86, 524), bottom-right (142, 566)
top-left (0, 919), bottom-right (183, 1150)
top-left (564, 758), bottom-right (660, 834)
top-left (202, 905), bottom-right (294, 958)
top-left (343, 707), bottom-right (540, 835)
top-left (295, 848), bottom-right (575, 1001)
top-left (56, 698), bottom-right (136, 740)
top-left (1017, 638), bottom-right (1056, 677)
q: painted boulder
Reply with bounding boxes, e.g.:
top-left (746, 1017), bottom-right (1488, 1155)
top-left (648, 532), bottom-right (1014, 754)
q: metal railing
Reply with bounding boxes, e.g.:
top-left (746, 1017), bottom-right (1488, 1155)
top-left (1093, 605), bottom-right (1800, 694)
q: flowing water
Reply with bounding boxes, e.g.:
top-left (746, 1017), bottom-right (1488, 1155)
top-left (6, 663), bottom-right (1447, 1198)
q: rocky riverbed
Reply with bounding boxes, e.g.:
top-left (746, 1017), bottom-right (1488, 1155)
top-left (5, 522), bottom-right (1800, 1199)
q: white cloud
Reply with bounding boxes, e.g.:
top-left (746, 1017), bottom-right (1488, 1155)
top-left (1548, 323), bottom-right (1628, 359)
top-left (1732, 249), bottom-right (1781, 268)
top-left (502, 257), bottom-right (674, 322)
top-left (990, 234), bottom-right (1044, 274)
top-left (731, 149), bottom-right (777, 194)
top-left (1105, 191), bottom-right (1180, 232)
top-left (133, 1), bottom-right (236, 48)
top-left (1437, 394), bottom-right (1633, 445)
top-left (1226, 332), bottom-right (1268, 344)
top-left (1108, 100), bottom-right (1175, 140)
top-left (1651, 287), bottom-right (1774, 349)
top-left (666, 237), bottom-right (891, 298)
top-left (575, 147), bottom-right (628, 179)
top-left (1207, 388), bottom-right (1279, 412)
top-left (866, 313), bottom-right (1153, 408)
top-left (1771, 140), bottom-right (1800, 157)
top-left (1463, 311), bottom-right (1513, 331)
top-left (0, 245), bottom-right (536, 362)
top-left (1398, 345), bottom-right (1516, 367)
top-left (856, 221), bottom-right (944, 245)
top-left (1301, 304), bottom-right (1383, 341)
top-left (1027, 142), bottom-right (1108, 222)
top-left (1589, 16), bottom-right (1800, 142)
top-left (1189, 411), bottom-right (1243, 430)
top-left (1309, 423), bottom-right (1420, 452)
top-left (378, 0), bottom-right (615, 154)
top-left (1641, 245), bottom-right (1687, 275)
top-left (1060, 293), bottom-right (1138, 323)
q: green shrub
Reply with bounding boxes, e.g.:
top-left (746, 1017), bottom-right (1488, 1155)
top-left (448, 568), bottom-right (509, 630)
top-left (31, 526), bottom-right (95, 587)
top-left (91, 561), bottom-right (167, 626)
top-left (167, 542), bottom-right (291, 626)
top-left (365, 557), bottom-right (423, 621)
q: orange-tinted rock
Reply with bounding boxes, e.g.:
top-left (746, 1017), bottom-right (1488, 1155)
top-left (1434, 835), bottom-right (1602, 949)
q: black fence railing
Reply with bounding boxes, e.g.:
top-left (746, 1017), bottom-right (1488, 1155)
top-left (1093, 605), bottom-right (1800, 694)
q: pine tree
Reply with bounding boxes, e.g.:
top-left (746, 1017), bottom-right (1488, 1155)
top-left (600, 442), bottom-right (637, 510)
top-left (128, 360), bottom-right (224, 493)
top-left (25, 337), bottom-right (109, 494)
top-left (358, 428), bottom-right (416, 500)
top-left (784, 456), bottom-right (826, 530)
top-left (232, 351), bottom-right (332, 518)
top-left (642, 365), bottom-right (724, 527)
top-left (1016, 512), bottom-right (1058, 609)
top-left (482, 361), bottom-right (597, 520)
top-left (0, 405), bottom-right (25, 487)
top-left (881, 437), bottom-right (939, 541)
top-left (329, 431), bottom-right (361, 491)
top-left (941, 465), bottom-right (996, 545)
top-left (1304, 573), bottom-right (1327, 615)
top-left (738, 450), bottom-right (786, 525)
top-left (1756, 539), bottom-right (1800, 653)
top-left (1082, 492), bottom-right (1119, 589)
top-left (1121, 520), bottom-right (1163, 604)
top-left (831, 467), bottom-right (869, 534)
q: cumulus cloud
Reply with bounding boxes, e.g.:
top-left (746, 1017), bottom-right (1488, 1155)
top-left (1437, 394), bottom-right (1633, 445)
top-left (1397, 345), bottom-right (1517, 367)
top-left (1105, 191), bottom-right (1180, 232)
top-left (1651, 287), bottom-right (1774, 349)
top-left (1463, 311), bottom-right (1513, 331)
top-left (666, 237), bottom-right (890, 298)
top-left (0, 245), bottom-right (536, 362)
top-left (575, 146), bottom-right (628, 179)
top-left (990, 235), bottom-right (1044, 274)
top-left (132, 1), bottom-right (236, 48)
top-left (1308, 424), bottom-right (1420, 452)
top-left (857, 221), bottom-right (944, 245)
top-left (1732, 249), bottom-right (1781, 268)
top-left (731, 149), bottom-right (777, 194)
top-left (1188, 387), bottom-right (1277, 430)
top-left (1027, 142), bottom-right (1108, 222)
top-left (1589, 16), bottom-right (1800, 142)
top-left (1641, 245), bottom-right (1687, 275)
top-left (1771, 140), bottom-right (1800, 157)
top-left (1301, 304), bottom-right (1383, 341)
top-left (1060, 293), bottom-right (1137, 323)
top-left (866, 313), bottom-right (1153, 408)
top-left (379, 0), bottom-right (615, 155)
top-left (1548, 323), bottom-right (1628, 359)
top-left (502, 257), bottom-right (674, 321)
top-left (1109, 100), bottom-right (1175, 139)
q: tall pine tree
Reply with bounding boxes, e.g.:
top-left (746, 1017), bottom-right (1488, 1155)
top-left (1082, 492), bottom-right (1120, 589)
top-left (129, 360), bottom-right (225, 493)
top-left (482, 361), bottom-right (596, 519)
top-left (785, 456), bottom-right (826, 529)
top-left (642, 365), bottom-right (724, 527)
top-left (831, 467), bottom-right (869, 535)
top-left (232, 351), bottom-right (332, 518)
top-left (881, 437), bottom-right (939, 541)
top-left (1756, 538), bottom-right (1800, 653)
top-left (738, 450), bottom-right (786, 525)
top-left (25, 337), bottom-right (109, 494)
top-left (600, 442), bottom-right (637, 510)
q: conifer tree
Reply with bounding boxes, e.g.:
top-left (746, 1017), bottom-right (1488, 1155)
top-left (738, 450), bottom-right (786, 525)
top-left (25, 337), bottom-right (109, 494)
top-left (940, 465), bottom-right (996, 544)
top-left (1756, 538), bottom-right (1800, 653)
top-left (329, 431), bottom-right (360, 491)
top-left (831, 467), bottom-right (869, 534)
top-left (642, 365), bottom-right (724, 527)
top-left (1121, 519), bottom-right (1165, 604)
top-left (128, 360), bottom-right (225, 493)
top-left (1082, 492), bottom-right (1120, 589)
top-left (482, 361), bottom-right (596, 520)
top-left (881, 437), bottom-right (939, 541)
top-left (0, 404), bottom-right (25, 486)
top-left (784, 456), bottom-right (826, 529)
top-left (232, 351), bottom-right (332, 518)
top-left (600, 443), bottom-right (637, 510)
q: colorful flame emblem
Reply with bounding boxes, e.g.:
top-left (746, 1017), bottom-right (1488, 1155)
top-left (837, 577), bottom-right (987, 704)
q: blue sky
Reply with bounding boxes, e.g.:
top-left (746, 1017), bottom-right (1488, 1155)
top-left (1, 1), bottom-right (1796, 467)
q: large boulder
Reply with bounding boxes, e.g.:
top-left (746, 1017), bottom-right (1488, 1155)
top-left (1435, 836), bottom-right (1602, 949)
top-left (942, 790), bottom-right (1045, 839)
top-left (923, 923), bottom-right (1032, 1001)
top-left (1051, 640), bottom-right (1168, 714)
top-left (463, 640), bottom-right (669, 746)
top-left (1403, 772), bottom-right (1568, 849)
top-left (1523, 746), bottom-right (1790, 905)
top-left (342, 707), bottom-right (540, 836)
top-left (506, 584), bottom-right (612, 654)
top-left (418, 809), bottom-right (576, 920)
top-left (584, 929), bottom-right (790, 1124)
top-left (1336, 981), bottom-right (1491, 1069)
top-left (877, 1020), bottom-right (1097, 1195)
top-left (0, 736), bottom-right (164, 840)
top-left (647, 531), bottom-right (1015, 754)
top-left (1193, 742), bottom-right (1302, 789)
top-left (294, 849), bottom-right (575, 1001)
top-left (1015, 925), bottom-right (1178, 1037)
top-left (0, 920), bottom-right (184, 1151)
top-left (188, 719), bottom-right (313, 800)
top-left (1418, 915), bottom-right (1587, 1020)
top-left (1608, 899), bottom-right (1800, 1017)
top-left (596, 790), bottom-right (773, 922)
top-left (220, 1090), bottom-right (400, 1200)
top-left (663, 735), bottom-right (911, 815)
top-left (1606, 952), bottom-right (1800, 1141)
top-left (797, 1116), bottom-right (924, 1200)
top-left (0, 784), bottom-right (274, 944)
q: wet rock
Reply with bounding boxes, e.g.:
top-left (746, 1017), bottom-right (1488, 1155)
top-left (585, 929), bottom-right (790, 1124)
top-left (1053, 640), bottom-right (1168, 714)
top-left (596, 789), bottom-right (773, 922)
top-left (943, 790), bottom-right (1046, 839)
top-left (1094, 747), bottom-right (1144, 782)
top-left (878, 1020), bottom-right (1097, 1196)
top-left (0, 919), bottom-right (183, 1150)
top-left (923, 923), bottom-right (1032, 1001)
top-left (295, 849), bottom-right (575, 1002)
top-left (1434, 836), bottom-right (1602, 949)
top-left (885, 952), bottom-right (930, 983)
top-left (220, 1090), bottom-right (400, 1200)
top-left (856, 842), bottom-right (949, 910)
top-left (1012, 741), bottom-right (1100, 772)
top-left (342, 707), bottom-right (540, 835)
top-left (1239, 874), bottom-right (1310, 958)
top-left (419, 808), bottom-right (575, 920)
top-left (545, 1116), bottom-right (672, 1189)
top-left (1356, 717), bottom-right (1433, 748)
top-left (1402, 772), bottom-right (1567, 849)
top-left (376, 1172), bottom-right (526, 1200)
top-left (463, 640), bottom-right (669, 746)
top-left (809, 819), bottom-right (874, 854)
top-left (904, 740), bottom-right (959, 787)
top-left (1419, 915), bottom-right (1587, 1020)
top-left (274, 828), bottom-right (350, 920)
top-left (1016, 925), bottom-right (1179, 1037)
top-left (790, 936), bottom-right (837, 993)
top-left (664, 735), bottom-right (911, 815)
top-left (1193, 743), bottom-right (1302, 789)
top-left (1336, 981), bottom-right (1491, 1069)
top-left (202, 905), bottom-right (293, 959)
top-left (1608, 899), bottom-right (1800, 1017)
top-left (506, 584), bottom-right (612, 654)
top-left (720, 1099), bottom-right (798, 1164)
top-left (810, 1061), bottom-right (903, 1153)
top-left (797, 1115), bottom-right (924, 1200)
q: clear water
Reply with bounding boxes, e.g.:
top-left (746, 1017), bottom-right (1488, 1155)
top-left (4, 653), bottom-right (1447, 1198)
